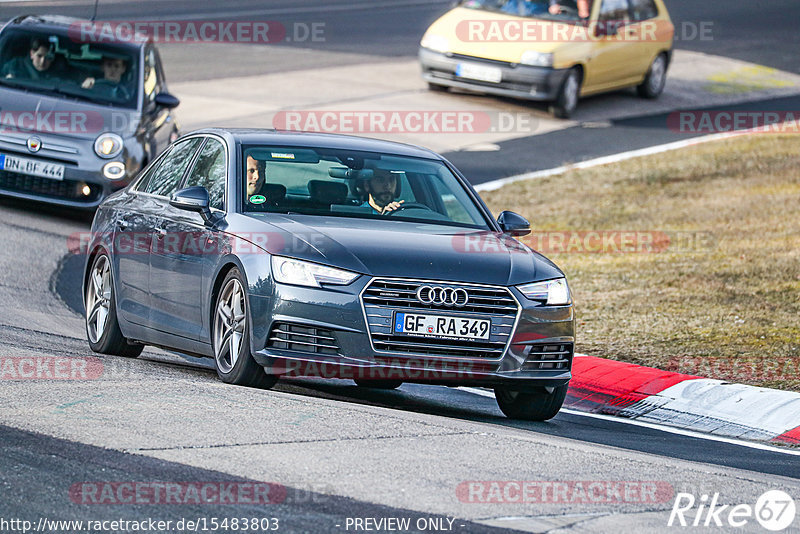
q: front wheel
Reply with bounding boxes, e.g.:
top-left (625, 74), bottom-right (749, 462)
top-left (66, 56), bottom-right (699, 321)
top-left (550, 68), bottom-right (581, 119)
top-left (494, 384), bottom-right (568, 421)
top-left (85, 253), bottom-right (144, 358)
top-left (212, 268), bottom-right (278, 389)
top-left (637, 54), bottom-right (668, 99)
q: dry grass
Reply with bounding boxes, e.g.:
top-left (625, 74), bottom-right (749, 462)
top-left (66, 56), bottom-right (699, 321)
top-left (481, 135), bottom-right (800, 391)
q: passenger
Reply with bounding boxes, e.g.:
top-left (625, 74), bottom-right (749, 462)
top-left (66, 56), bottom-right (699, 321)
top-left (81, 54), bottom-right (131, 99)
top-left (246, 155), bottom-right (264, 198)
top-left (1, 37), bottom-right (67, 80)
top-left (362, 169), bottom-right (405, 215)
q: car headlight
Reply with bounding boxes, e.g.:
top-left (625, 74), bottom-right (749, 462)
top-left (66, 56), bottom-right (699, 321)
top-left (517, 278), bottom-right (571, 305)
top-left (271, 256), bottom-right (359, 288)
top-left (420, 34), bottom-right (450, 54)
top-left (520, 51), bottom-right (554, 67)
top-left (94, 133), bottom-right (124, 159)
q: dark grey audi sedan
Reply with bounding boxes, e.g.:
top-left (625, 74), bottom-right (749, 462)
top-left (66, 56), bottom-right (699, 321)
top-left (83, 129), bottom-right (574, 420)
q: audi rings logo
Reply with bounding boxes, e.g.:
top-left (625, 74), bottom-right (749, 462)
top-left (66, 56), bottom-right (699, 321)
top-left (416, 286), bottom-right (469, 307)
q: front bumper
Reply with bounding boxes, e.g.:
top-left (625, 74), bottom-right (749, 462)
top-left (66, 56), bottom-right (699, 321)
top-left (0, 135), bottom-right (134, 209)
top-left (250, 276), bottom-right (575, 391)
top-left (419, 47), bottom-right (569, 102)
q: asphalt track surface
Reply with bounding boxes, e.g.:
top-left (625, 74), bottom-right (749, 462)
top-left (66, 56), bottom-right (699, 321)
top-left (1, 0), bottom-right (799, 531)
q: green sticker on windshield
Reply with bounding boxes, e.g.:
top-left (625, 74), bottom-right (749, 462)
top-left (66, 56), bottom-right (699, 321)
top-left (249, 195), bottom-right (266, 204)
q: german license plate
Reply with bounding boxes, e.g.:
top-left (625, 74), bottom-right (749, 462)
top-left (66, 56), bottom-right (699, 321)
top-left (455, 63), bottom-right (502, 83)
top-left (394, 312), bottom-right (491, 341)
top-left (0, 153), bottom-right (64, 180)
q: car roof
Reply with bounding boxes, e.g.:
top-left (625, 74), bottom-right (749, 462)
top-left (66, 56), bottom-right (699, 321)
top-left (5, 14), bottom-right (146, 52)
top-left (191, 128), bottom-right (443, 160)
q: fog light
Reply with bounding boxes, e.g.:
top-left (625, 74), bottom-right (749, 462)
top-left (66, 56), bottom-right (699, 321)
top-left (81, 184), bottom-right (92, 196)
top-left (103, 161), bottom-right (126, 180)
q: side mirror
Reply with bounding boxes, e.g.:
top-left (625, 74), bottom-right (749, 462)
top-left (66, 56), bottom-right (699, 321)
top-left (497, 211), bottom-right (530, 236)
top-left (170, 186), bottom-right (214, 224)
top-left (154, 92), bottom-right (180, 109)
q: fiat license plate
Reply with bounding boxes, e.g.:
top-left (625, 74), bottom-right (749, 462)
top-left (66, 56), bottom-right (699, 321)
top-left (0, 153), bottom-right (64, 180)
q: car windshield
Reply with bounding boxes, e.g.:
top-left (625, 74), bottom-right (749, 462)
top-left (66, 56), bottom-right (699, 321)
top-left (241, 146), bottom-right (491, 230)
top-left (0, 29), bottom-right (139, 108)
top-left (460, 0), bottom-right (588, 22)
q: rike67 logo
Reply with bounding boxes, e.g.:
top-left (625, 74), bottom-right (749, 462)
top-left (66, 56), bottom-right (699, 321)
top-left (668, 490), bottom-right (796, 531)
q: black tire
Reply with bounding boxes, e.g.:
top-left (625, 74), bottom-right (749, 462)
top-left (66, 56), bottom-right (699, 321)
top-left (637, 53), bottom-right (668, 99)
top-left (354, 379), bottom-right (403, 390)
top-left (550, 68), bottom-right (581, 119)
top-left (494, 384), bottom-right (568, 421)
top-left (212, 268), bottom-right (278, 389)
top-left (427, 82), bottom-right (448, 92)
top-left (85, 253), bottom-right (144, 358)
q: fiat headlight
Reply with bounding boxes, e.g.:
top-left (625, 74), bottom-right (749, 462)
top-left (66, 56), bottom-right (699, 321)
top-left (94, 133), bottom-right (124, 159)
top-left (517, 278), bottom-right (571, 305)
top-left (271, 256), bottom-right (359, 288)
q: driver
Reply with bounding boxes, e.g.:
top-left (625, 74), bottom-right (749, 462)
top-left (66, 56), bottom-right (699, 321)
top-left (362, 169), bottom-right (405, 215)
top-left (81, 53), bottom-right (131, 99)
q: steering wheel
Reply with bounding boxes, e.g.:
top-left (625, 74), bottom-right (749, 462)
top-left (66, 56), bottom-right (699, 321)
top-left (385, 202), bottom-right (434, 214)
top-left (94, 79), bottom-right (131, 100)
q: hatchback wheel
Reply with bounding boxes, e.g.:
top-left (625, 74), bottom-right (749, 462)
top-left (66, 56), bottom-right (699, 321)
top-left (494, 384), bottom-right (568, 421)
top-left (85, 253), bottom-right (144, 357)
top-left (637, 54), bottom-right (668, 99)
top-left (550, 68), bottom-right (581, 119)
top-left (213, 268), bottom-right (278, 389)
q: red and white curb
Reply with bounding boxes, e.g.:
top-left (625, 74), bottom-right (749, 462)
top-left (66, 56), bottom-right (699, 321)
top-left (566, 354), bottom-right (800, 446)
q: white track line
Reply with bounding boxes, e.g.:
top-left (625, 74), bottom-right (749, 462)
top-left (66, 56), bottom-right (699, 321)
top-left (474, 130), bottom-right (753, 192)
top-left (458, 387), bottom-right (800, 456)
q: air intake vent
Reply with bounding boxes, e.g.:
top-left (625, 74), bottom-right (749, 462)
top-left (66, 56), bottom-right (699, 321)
top-left (521, 343), bottom-right (573, 371)
top-left (362, 279), bottom-right (519, 360)
top-left (267, 323), bottom-right (340, 355)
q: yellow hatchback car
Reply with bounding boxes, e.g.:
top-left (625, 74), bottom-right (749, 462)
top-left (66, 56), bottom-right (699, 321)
top-left (419, 0), bottom-right (674, 117)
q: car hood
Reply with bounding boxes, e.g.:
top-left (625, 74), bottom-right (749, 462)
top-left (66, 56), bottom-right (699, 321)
top-left (0, 88), bottom-right (141, 139)
top-left (424, 6), bottom-right (580, 58)
top-left (236, 214), bottom-right (564, 286)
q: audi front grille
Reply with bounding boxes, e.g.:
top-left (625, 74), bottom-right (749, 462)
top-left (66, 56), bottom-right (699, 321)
top-left (361, 278), bottom-right (520, 359)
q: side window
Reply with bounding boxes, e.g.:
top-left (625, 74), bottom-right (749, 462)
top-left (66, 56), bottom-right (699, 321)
top-left (599, 0), bottom-right (630, 21)
top-left (184, 138), bottom-right (227, 211)
top-left (143, 47), bottom-right (163, 103)
top-left (133, 147), bottom-right (171, 192)
top-left (143, 138), bottom-right (202, 197)
top-left (629, 0), bottom-right (657, 20)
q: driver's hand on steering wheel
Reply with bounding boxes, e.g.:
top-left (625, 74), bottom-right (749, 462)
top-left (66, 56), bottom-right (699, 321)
top-left (381, 200), bottom-right (404, 214)
top-left (81, 77), bottom-right (96, 89)
top-left (548, 3), bottom-right (562, 14)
